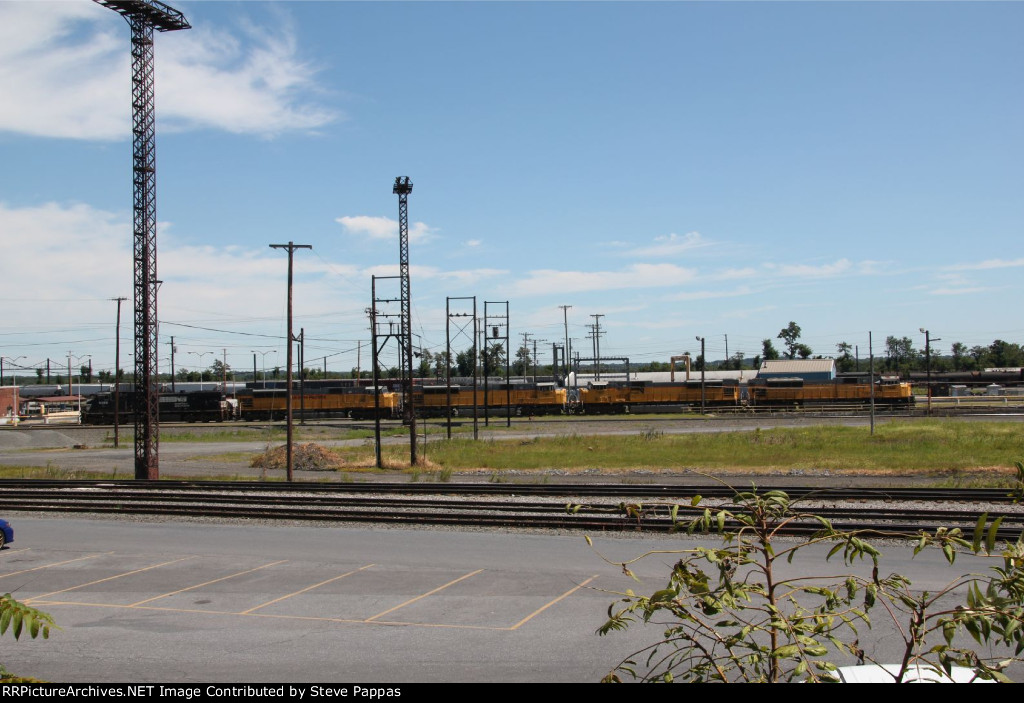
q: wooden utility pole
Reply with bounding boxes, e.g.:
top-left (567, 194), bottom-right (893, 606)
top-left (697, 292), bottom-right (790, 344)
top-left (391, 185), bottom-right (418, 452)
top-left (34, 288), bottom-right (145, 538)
top-left (270, 241), bottom-right (311, 481)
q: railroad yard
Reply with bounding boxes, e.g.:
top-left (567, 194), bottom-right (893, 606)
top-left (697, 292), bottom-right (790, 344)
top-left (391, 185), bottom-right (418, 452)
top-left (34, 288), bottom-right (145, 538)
top-left (3, 413), bottom-right (1024, 683)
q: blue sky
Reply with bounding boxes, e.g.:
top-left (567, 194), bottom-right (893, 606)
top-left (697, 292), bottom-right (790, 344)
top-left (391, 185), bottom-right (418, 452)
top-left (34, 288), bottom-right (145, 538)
top-left (1, 0), bottom-right (1022, 379)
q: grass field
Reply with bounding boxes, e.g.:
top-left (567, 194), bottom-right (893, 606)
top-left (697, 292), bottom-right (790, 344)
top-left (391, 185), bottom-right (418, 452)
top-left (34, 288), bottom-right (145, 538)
top-left (3, 419), bottom-right (1021, 482)
top-left (342, 420), bottom-right (1024, 475)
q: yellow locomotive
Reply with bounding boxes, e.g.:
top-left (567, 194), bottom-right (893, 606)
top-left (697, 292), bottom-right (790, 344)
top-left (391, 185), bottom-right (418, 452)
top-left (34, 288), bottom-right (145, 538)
top-left (238, 387), bottom-right (399, 420)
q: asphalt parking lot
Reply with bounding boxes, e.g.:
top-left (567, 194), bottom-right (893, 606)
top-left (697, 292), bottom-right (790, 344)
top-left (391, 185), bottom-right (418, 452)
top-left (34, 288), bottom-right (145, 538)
top-left (0, 517), bottom-right (650, 683)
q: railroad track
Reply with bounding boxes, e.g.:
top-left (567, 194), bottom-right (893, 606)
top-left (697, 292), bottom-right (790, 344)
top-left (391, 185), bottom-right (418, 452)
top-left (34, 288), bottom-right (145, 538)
top-left (1, 480), bottom-right (1021, 538)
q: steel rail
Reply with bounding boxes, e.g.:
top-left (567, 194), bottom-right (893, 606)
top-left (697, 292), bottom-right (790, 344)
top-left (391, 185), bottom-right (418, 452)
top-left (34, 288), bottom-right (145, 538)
top-left (0, 479), bottom-right (1015, 502)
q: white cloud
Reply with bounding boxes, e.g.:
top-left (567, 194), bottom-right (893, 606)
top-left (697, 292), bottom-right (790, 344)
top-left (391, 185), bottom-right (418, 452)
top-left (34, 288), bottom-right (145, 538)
top-left (763, 259), bottom-right (852, 278)
top-left (0, 202), bottom-right (350, 360)
top-left (464, 239), bottom-right (482, 248)
top-left (336, 215), bottom-right (437, 244)
top-left (508, 263), bottom-right (697, 296)
top-left (929, 286), bottom-right (995, 296)
top-left (628, 231), bottom-right (710, 258)
top-left (670, 285), bottom-right (755, 302)
top-left (0, 1), bottom-right (336, 140)
top-left (710, 267), bottom-right (758, 281)
top-left (722, 305), bottom-right (777, 319)
top-left (360, 264), bottom-right (505, 286)
top-left (945, 258), bottom-right (1024, 271)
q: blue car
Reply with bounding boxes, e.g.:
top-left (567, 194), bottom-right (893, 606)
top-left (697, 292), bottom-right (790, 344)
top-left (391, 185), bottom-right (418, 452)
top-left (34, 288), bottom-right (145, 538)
top-left (0, 519), bottom-right (12, 549)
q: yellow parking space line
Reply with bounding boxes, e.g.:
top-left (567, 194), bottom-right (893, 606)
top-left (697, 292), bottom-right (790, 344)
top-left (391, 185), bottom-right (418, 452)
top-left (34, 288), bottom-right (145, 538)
top-left (238, 560), bottom-right (376, 613)
top-left (27, 600), bottom-right (517, 631)
top-left (252, 612), bottom-right (507, 630)
top-left (24, 556), bottom-right (194, 604)
top-left (239, 563), bottom-right (375, 615)
top-left (0, 553), bottom-right (111, 579)
top-left (30, 600), bottom-right (242, 616)
top-left (364, 569), bottom-right (484, 622)
top-left (129, 560), bottom-right (289, 607)
top-left (506, 575), bottom-right (598, 631)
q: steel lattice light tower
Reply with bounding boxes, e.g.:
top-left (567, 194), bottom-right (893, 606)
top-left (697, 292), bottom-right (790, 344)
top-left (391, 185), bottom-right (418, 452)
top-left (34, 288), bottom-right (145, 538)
top-left (93, 0), bottom-right (190, 479)
top-left (393, 176), bottom-right (417, 465)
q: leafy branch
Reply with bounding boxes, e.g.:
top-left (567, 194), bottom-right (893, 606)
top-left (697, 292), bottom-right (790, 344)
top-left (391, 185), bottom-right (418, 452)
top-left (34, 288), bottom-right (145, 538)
top-left (0, 593), bottom-right (57, 683)
top-left (590, 480), bottom-right (1024, 683)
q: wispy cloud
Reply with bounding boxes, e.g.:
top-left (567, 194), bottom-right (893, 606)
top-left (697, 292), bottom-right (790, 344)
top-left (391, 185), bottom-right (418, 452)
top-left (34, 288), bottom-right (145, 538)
top-left (628, 231), bottom-right (710, 258)
top-left (929, 286), bottom-right (995, 296)
top-left (361, 264), bottom-right (505, 286)
top-left (669, 285), bottom-right (755, 302)
top-left (945, 258), bottom-right (1024, 271)
top-left (763, 259), bottom-right (852, 278)
top-left (508, 263), bottom-right (697, 296)
top-left (0, 2), bottom-right (336, 140)
top-left (710, 267), bottom-right (758, 281)
top-left (723, 305), bottom-right (778, 319)
top-left (336, 215), bottom-right (437, 244)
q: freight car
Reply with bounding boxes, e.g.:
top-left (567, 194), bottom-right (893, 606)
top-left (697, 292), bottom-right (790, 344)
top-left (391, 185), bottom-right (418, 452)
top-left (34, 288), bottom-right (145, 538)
top-left (83, 390), bottom-right (233, 424)
top-left (414, 383), bottom-right (567, 417)
top-left (237, 386), bottom-right (399, 420)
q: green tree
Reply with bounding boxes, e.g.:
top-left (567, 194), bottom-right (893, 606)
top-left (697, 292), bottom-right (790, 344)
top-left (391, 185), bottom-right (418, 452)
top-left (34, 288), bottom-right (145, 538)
top-left (593, 481), bottom-right (1024, 683)
top-left (79, 365), bottom-right (92, 383)
top-left (35, 369), bottom-right (43, 385)
top-left (777, 321), bottom-right (806, 359)
top-left (456, 346), bottom-right (477, 377)
top-left (969, 346), bottom-right (988, 370)
top-left (885, 336), bottom-right (917, 373)
top-left (951, 342), bottom-right (970, 371)
top-left (434, 351), bottom-right (452, 378)
top-left (729, 351), bottom-right (745, 370)
top-left (481, 343), bottom-right (506, 376)
top-left (761, 338), bottom-right (780, 362)
top-left (210, 359), bottom-right (230, 380)
top-left (513, 345), bottom-right (532, 377)
top-left (988, 340), bottom-right (1024, 369)
top-left (416, 350), bottom-right (433, 378)
top-left (835, 342), bottom-right (855, 372)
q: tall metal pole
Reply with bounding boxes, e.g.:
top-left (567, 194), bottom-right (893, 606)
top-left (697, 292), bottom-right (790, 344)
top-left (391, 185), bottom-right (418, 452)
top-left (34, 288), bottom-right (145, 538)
top-left (393, 177), bottom-right (417, 465)
top-left (920, 328), bottom-right (939, 416)
top-left (446, 297), bottom-right (453, 440)
top-left (696, 336), bottom-right (706, 414)
top-left (559, 305), bottom-right (572, 384)
top-left (93, 0), bottom-right (190, 480)
top-left (370, 277), bottom-right (382, 469)
top-left (111, 296), bottom-right (126, 449)
top-left (298, 329), bottom-right (305, 425)
top-left (270, 242), bottom-right (311, 481)
top-left (472, 298), bottom-right (478, 441)
top-left (869, 331), bottom-right (876, 435)
top-left (169, 336), bottom-right (176, 392)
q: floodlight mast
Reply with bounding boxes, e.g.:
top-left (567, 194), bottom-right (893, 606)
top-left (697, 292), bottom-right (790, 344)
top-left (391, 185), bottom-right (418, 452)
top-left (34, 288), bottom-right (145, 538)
top-left (93, 0), bottom-right (190, 480)
top-left (393, 176), bottom-right (417, 465)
